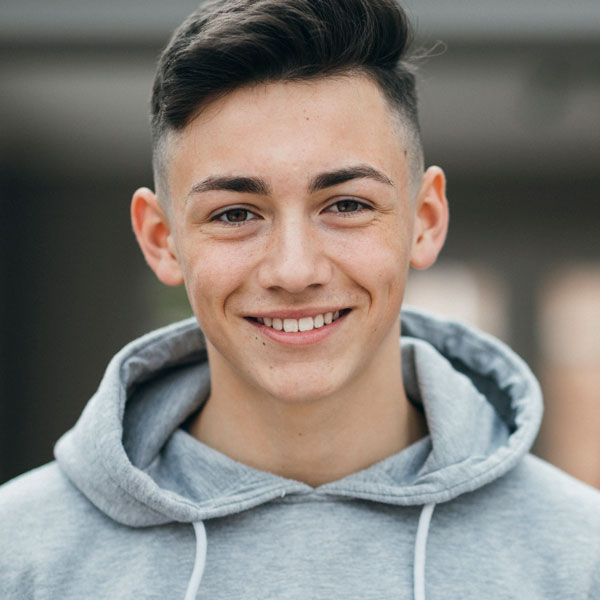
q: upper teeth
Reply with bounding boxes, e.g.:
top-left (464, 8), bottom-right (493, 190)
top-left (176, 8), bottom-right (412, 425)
top-left (258, 311), bottom-right (341, 332)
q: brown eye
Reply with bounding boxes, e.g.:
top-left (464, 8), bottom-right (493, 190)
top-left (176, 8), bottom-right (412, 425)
top-left (215, 208), bottom-right (257, 223)
top-left (327, 199), bottom-right (370, 214)
top-left (335, 200), bottom-right (360, 213)
top-left (224, 208), bottom-right (248, 222)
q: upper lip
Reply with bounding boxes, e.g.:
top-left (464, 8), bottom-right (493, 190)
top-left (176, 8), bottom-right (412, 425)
top-left (245, 307), bottom-right (349, 319)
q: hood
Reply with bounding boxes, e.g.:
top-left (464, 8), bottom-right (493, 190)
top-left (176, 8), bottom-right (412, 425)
top-left (54, 307), bottom-right (542, 527)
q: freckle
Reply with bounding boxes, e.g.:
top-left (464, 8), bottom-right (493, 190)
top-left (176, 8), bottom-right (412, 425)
top-left (305, 117), bottom-right (309, 120)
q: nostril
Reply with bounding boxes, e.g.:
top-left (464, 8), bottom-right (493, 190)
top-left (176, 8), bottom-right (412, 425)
top-left (256, 250), bottom-right (334, 293)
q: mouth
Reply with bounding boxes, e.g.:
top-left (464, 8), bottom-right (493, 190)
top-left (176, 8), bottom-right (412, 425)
top-left (246, 309), bottom-right (351, 333)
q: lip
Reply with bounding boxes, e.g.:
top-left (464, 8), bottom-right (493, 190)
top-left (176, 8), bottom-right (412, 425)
top-left (247, 309), bottom-right (350, 346)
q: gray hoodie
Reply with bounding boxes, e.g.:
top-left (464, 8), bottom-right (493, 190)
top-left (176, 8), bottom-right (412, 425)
top-left (1, 308), bottom-right (599, 599)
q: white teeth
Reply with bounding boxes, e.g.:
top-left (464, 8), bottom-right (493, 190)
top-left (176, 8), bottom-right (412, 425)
top-left (298, 317), bottom-right (313, 331)
top-left (257, 310), bottom-right (345, 332)
top-left (283, 318), bottom-right (299, 332)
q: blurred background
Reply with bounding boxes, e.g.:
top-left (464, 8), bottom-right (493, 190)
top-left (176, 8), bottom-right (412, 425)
top-left (1, 0), bottom-right (599, 486)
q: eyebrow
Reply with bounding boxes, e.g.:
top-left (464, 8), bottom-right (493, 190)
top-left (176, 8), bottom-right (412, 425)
top-left (188, 175), bottom-right (269, 196)
top-left (187, 164), bottom-right (394, 200)
top-left (308, 165), bottom-right (394, 192)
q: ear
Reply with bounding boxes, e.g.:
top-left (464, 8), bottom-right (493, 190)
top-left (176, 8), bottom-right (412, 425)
top-left (409, 166), bottom-right (449, 270)
top-left (130, 187), bottom-right (184, 286)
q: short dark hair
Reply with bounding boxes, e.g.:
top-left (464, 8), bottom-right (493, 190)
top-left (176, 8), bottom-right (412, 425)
top-left (151, 0), bottom-right (423, 199)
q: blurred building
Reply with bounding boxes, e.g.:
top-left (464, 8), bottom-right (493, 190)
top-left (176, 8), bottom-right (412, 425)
top-left (1, 0), bottom-right (599, 485)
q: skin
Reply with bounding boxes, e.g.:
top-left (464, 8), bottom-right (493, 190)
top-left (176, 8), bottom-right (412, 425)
top-left (131, 75), bottom-right (449, 486)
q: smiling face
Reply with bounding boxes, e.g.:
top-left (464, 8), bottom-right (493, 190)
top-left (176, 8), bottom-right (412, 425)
top-left (133, 75), bottom-right (448, 403)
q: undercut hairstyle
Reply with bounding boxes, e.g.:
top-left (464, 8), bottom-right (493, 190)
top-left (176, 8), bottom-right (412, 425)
top-left (151, 0), bottom-right (424, 202)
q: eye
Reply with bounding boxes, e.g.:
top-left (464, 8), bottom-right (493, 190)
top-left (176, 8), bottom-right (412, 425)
top-left (213, 207), bottom-right (259, 224)
top-left (325, 198), bottom-right (370, 214)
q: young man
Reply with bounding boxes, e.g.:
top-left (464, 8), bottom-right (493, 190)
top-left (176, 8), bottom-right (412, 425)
top-left (1, 1), bottom-right (599, 598)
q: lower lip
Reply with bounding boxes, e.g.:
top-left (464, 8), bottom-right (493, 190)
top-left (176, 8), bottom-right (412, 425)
top-left (249, 312), bottom-right (349, 346)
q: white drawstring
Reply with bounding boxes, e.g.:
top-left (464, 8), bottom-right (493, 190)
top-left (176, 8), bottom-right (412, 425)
top-left (413, 503), bottom-right (435, 600)
top-left (184, 521), bottom-right (207, 600)
top-left (184, 507), bottom-right (433, 599)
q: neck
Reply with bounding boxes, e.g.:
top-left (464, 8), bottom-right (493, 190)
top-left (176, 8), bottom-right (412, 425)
top-left (190, 332), bottom-right (426, 487)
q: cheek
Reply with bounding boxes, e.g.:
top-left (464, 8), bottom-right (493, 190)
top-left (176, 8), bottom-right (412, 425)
top-left (179, 241), bottom-right (260, 317)
top-left (329, 227), bottom-right (410, 297)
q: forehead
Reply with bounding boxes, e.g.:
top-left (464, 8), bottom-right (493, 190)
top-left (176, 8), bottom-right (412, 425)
top-left (166, 75), bottom-right (409, 201)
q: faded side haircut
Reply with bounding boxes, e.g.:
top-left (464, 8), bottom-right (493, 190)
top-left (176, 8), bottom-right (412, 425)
top-left (151, 0), bottom-right (424, 202)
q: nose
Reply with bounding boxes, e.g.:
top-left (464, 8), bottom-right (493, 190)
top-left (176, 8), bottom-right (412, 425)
top-left (256, 216), bottom-right (333, 293)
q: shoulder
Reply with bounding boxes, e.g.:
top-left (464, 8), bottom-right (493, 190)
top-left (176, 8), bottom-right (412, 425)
top-left (0, 461), bottom-right (117, 543)
top-left (505, 454), bottom-right (600, 518)
top-left (465, 453), bottom-right (600, 537)
top-left (0, 462), bottom-right (95, 523)
top-left (0, 460), bottom-right (109, 544)
top-left (433, 455), bottom-right (600, 596)
top-left (448, 453), bottom-right (600, 544)
top-left (489, 455), bottom-right (600, 570)
top-left (0, 462), bottom-right (113, 597)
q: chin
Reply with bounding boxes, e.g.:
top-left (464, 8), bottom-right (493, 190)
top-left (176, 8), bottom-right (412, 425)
top-left (255, 367), bottom-right (352, 405)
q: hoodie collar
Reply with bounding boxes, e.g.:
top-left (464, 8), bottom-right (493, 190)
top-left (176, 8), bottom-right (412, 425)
top-left (55, 308), bottom-right (542, 525)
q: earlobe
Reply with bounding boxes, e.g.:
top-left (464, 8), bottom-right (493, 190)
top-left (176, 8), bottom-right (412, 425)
top-left (409, 166), bottom-right (449, 270)
top-left (130, 187), bottom-right (184, 286)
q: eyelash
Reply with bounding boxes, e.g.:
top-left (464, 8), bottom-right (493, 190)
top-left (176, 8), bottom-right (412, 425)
top-left (211, 207), bottom-right (260, 225)
top-left (210, 198), bottom-right (371, 226)
top-left (325, 199), bottom-right (372, 215)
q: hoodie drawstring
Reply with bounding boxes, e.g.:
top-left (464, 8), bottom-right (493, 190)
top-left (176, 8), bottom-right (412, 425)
top-left (184, 521), bottom-right (207, 600)
top-left (184, 506), bottom-right (434, 600)
top-left (413, 503), bottom-right (435, 600)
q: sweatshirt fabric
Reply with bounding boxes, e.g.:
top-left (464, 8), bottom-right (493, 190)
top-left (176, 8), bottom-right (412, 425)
top-left (1, 307), bottom-right (599, 599)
